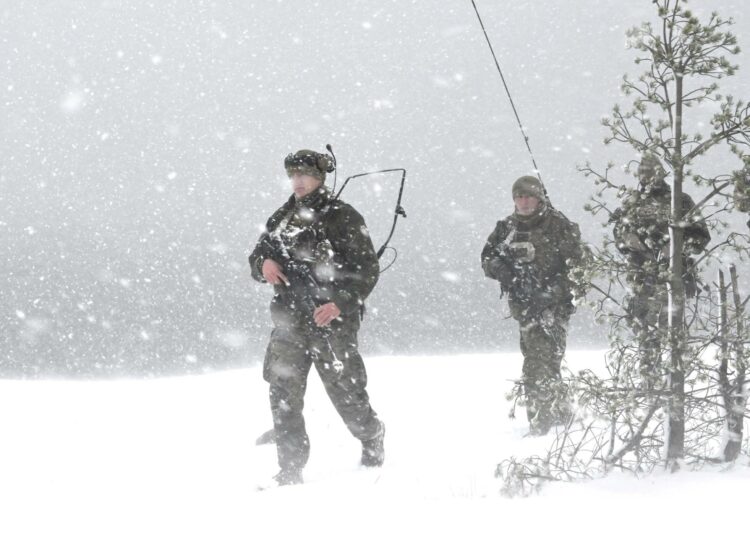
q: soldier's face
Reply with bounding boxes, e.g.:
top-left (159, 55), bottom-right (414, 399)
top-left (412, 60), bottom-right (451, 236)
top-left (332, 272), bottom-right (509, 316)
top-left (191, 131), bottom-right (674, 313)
top-left (290, 172), bottom-right (323, 199)
top-left (514, 194), bottom-right (540, 216)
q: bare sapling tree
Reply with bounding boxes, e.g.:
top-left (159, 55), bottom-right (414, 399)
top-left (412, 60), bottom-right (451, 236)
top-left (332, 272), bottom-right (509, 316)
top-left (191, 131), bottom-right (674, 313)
top-left (498, 0), bottom-right (750, 496)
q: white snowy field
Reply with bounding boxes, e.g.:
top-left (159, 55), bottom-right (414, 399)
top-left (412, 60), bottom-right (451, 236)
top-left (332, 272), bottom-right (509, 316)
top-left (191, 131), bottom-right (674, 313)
top-left (1, 351), bottom-right (748, 536)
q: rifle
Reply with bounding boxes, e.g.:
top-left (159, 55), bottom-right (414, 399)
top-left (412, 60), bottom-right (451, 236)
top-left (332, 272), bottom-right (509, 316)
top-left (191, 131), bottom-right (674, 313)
top-left (252, 230), bottom-right (344, 448)
top-left (493, 232), bottom-right (544, 311)
top-left (260, 232), bottom-right (344, 375)
top-left (510, 262), bottom-right (541, 309)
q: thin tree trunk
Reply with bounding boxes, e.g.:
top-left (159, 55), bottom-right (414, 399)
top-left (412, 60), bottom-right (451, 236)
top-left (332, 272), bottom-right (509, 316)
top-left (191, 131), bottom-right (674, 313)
top-left (717, 270), bottom-right (738, 461)
top-left (666, 72), bottom-right (686, 466)
top-left (723, 265), bottom-right (746, 461)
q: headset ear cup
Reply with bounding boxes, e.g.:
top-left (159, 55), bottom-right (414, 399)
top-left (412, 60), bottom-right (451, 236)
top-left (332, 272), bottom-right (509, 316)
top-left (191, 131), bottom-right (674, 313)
top-left (316, 154), bottom-right (335, 173)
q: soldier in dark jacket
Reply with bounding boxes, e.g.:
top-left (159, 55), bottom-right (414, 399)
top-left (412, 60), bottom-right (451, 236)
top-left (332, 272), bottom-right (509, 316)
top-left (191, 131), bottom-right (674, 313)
top-left (481, 175), bottom-right (584, 435)
top-left (731, 155), bottom-right (750, 228)
top-left (249, 149), bottom-right (385, 486)
top-left (611, 152), bottom-right (710, 379)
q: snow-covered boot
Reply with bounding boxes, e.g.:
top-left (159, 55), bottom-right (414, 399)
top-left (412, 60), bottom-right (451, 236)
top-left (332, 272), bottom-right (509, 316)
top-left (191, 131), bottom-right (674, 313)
top-left (361, 420), bottom-right (385, 467)
top-left (256, 467), bottom-right (303, 491)
top-left (255, 428), bottom-right (276, 446)
top-left (273, 468), bottom-right (303, 486)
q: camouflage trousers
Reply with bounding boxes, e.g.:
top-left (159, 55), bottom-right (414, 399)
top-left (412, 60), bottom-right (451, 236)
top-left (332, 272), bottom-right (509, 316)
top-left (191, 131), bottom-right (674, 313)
top-left (518, 310), bottom-right (570, 433)
top-left (263, 323), bottom-right (381, 472)
top-left (626, 285), bottom-right (669, 383)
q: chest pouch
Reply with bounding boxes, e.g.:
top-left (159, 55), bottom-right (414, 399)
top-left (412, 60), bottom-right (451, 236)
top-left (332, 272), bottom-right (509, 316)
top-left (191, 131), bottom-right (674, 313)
top-left (509, 241), bottom-right (536, 263)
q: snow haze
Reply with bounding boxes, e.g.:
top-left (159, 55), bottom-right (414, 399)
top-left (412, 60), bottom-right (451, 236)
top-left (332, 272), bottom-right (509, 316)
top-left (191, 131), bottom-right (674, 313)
top-left (3, 1), bottom-right (750, 376)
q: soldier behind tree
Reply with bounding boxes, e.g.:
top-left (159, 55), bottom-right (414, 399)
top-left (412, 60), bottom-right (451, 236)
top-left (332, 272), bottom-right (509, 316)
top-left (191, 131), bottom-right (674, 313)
top-left (248, 149), bottom-right (385, 486)
top-left (731, 155), bottom-right (750, 229)
top-left (611, 152), bottom-right (710, 379)
top-left (481, 175), bottom-right (585, 435)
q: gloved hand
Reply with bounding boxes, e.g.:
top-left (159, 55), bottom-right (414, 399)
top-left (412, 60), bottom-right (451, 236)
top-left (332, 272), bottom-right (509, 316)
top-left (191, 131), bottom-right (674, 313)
top-left (486, 258), bottom-right (514, 289)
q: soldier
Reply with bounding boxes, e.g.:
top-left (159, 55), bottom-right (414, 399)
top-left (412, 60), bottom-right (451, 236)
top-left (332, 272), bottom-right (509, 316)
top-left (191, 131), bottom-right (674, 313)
top-left (731, 155), bottom-right (750, 228)
top-left (481, 175), bottom-right (584, 436)
top-left (249, 149), bottom-right (385, 486)
top-left (611, 152), bottom-right (710, 380)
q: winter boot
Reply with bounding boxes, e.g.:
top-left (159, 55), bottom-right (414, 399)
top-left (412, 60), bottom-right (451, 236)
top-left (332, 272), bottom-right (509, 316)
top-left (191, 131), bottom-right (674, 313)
top-left (273, 468), bottom-right (303, 486)
top-left (255, 428), bottom-right (276, 446)
top-left (526, 421), bottom-right (551, 437)
top-left (526, 407), bottom-right (552, 437)
top-left (361, 420), bottom-right (385, 467)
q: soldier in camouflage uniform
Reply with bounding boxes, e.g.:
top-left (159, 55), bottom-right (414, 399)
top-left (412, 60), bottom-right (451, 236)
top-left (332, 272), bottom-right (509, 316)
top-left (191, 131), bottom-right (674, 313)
top-left (249, 149), bottom-right (385, 486)
top-left (481, 175), bottom-right (584, 435)
top-left (732, 155), bottom-right (750, 228)
top-left (611, 152), bottom-right (710, 380)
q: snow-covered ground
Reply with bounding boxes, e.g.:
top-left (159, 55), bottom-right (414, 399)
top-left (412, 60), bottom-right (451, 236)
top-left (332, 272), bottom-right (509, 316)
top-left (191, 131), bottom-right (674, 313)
top-left (1, 351), bottom-right (748, 536)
